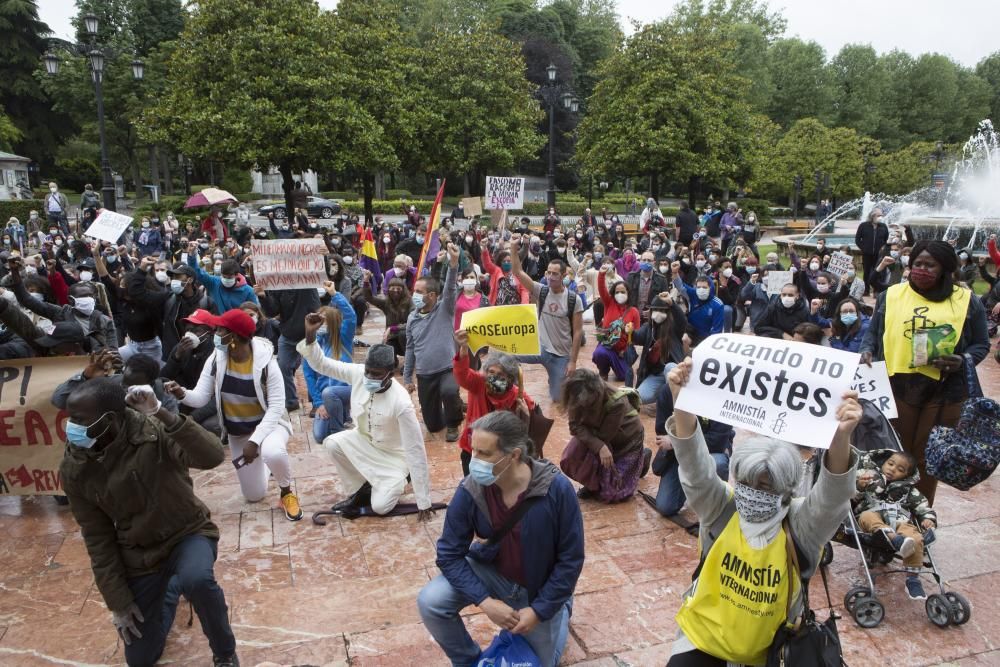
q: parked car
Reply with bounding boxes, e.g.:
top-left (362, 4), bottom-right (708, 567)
top-left (258, 196), bottom-right (342, 219)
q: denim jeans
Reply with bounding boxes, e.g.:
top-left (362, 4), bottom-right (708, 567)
top-left (636, 362), bottom-right (677, 405)
top-left (654, 452), bottom-right (731, 517)
top-left (418, 556), bottom-right (571, 667)
top-left (723, 305), bottom-right (734, 333)
top-left (124, 534), bottom-right (235, 666)
top-left (313, 384), bottom-right (352, 442)
top-left (277, 334), bottom-right (301, 409)
top-left (118, 336), bottom-right (163, 365)
top-left (516, 349), bottom-right (570, 403)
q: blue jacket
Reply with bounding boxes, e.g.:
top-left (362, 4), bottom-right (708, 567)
top-left (187, 253), bottom-right (258, 313)
top-left (302, 293), bottom-right (356, 404)
top-left (436, 460), bottom-right (584, 621)
top-left (136, 227), bottom-right (163, 257)
top-left (675, 277), bottom-right (724, 339)
top-left (830, 315), bottom-right (870, 353)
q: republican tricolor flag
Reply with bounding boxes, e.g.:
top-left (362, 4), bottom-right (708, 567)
top-left (416, 179), bottom-right (446, 278)
top-left (360, 228), bottom-right (383, 291)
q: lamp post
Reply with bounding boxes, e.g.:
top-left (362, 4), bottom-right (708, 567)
top-left (539, 64), bottom-right (577, 209)
top-left (43, 14), bottom-right (143, 212)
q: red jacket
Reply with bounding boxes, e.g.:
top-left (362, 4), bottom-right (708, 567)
top-left (989, 238), bottom-right (1000, 267)
top-left (200, 215), bottom-right (229, 241)
top-left (480, 249), bottom-right (530, 306)
top-left (453, 350), bottom-right (535, 453)
top-left (598, 271), bottom-right (640, 353)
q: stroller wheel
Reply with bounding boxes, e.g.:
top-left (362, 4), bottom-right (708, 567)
top-left (844, 586), bottom-right (872, 614)
top-left (853, 598), bottom-right (885, 628)
top-left (820, 541), bottom-right (833, 566)
top-left (926, 594), bottom-right (953, 627)
top-left (944, 592), bottom-right (971, 625)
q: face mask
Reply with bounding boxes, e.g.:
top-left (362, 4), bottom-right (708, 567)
top-left (909, 267), bottom-right (937, 290)
top-left (846, 272), bottom-right (856, 280)
top-left (65, 413), bottom-right (110, 449)
top-left (213, 333), bottom-right (228, 350)
top-left (332, 239), bottom-right (342, 246)
top-left (317, 325), bottom-right (328, 336)
top-left (809, 262), bottom-right (820, 271)
top-left (733, 482), bottom-right (784, 524)
top-left (614, 292), bottom-right (628, 304)
top-left (468, 455), bottom-right (510, 486)
top-left (840, 313), bottom-right (858, 326)
top-left (500, 261), bottom-right (512, 272)
top-left (722, 268), bottom-right (733, 278)
top-left (780, 296), bottom-right (796, 308)
top-left (49, 230), bottom-right (58, 236)
top-left (900, 255), bottom-right (909, 266)
top-left (30, 214), bottom-right (38, 221)
top-left (695, 259), bottom-right (705, 268)
top-left (416, 235), bottom-right (425, 244)
top-left (658, 265), bottom-right (669, 274)
top-left (651, 311), bottom-right (668, 324)
top-left (55, 239), bottom-right (63, 247)
top-left (746, 266), bottom-right (757, 274)
top-left (363, 377), bottom-right (384, 393)
top-left (78, 271), bottom-right (93, 282)
top-left (708, 254), bottom-right (717, 263)
top-left (561, 276), bottom-right (571, 286)
top-left (72, 296), bottom-right (96, 315)
top-left (343, 256), bottom-right (354, 265)
top-left (485, 375), bottom-right (510, 394)
top-left (25, 265), bottom-right (37, 275)
top-left (213, 264), bottom-right (223, 274)
top-left (695, 287), bottom-right (710, 301)
top-left (462, 278), bottom-right (477, 291)
top-left (170, 279), bottom-right (184, 294)
top-left (220, 277), bottom-right (236, 288)
top-left (575, 233), bottom-right (583, 239)
top-left (383, 236), bottom-right (391, 243)
top-left (889, 251), bottom-right (899, 259)
top-left (154, 270), bottom-right (168, 284)
top-left (593, 253), bottom-right (603, 262)
top-left (817, 283), bottom-right (829, 294)
top-left (411, 293), bottom-right (425, 310)
top-left (106, 254), bottom-right (117, 263)
top-left (464, 235), bottom-right (474, 245)
top-left (639, 262), bottom-right (653, 273)
top-left (651, 244), bottom-right (661, 251)
top-left (2, 239), bottom-right (8, 246)
top-left (141, 221), bottom-right (150, 228)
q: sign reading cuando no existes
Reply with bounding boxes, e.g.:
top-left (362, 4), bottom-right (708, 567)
top-left (485, 176), bottom-right (526, 210)
top-left (250, 239), bottom-right (328, 290)
top-left (0, 356), bottom-right (88, 495)
top-left (675, 334), bottom-right (859, 448)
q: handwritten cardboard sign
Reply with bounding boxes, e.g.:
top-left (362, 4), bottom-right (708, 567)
top-left (485, 176), bottom-right (525, 210)
top-left (0, 356), bottom-right (88, 495)
top-left (460, 305), bottom-right (540, 355)
top-left (84, 210), bottom-right (134, 243)
top-left (850, 361), bottom-right (897, 419)
top-left (461, 197), bottom-right (483, 217)
top-left (675, 334), bottom-right (859, 448)
top-left (765, 270), bottom-right (793, 297)
top-left (826, 252), bottom-right (854, 280)
top-left (250, 239), bottom-right (329, 290)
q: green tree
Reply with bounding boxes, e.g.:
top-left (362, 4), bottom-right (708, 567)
top-left (0, 0), bottom-right (76, 169)
top-left (869, 141), bottom-right (952, 195)
top-left (0, 107), bottom-right (22, 151)
top-left (415, 27), bottom-right (545, 195)
top-left (766, 38), bottom-right (835, 129)
top-left (830, 44), bottom-right (888, 137)
top-left (576, 21), bottom-right (753, 200)
top-left (670, 0), bottom-right (786, 42)
top-left (975, 52), bottom-right (1000, 127)
top-left (758, 118), bottom-right (864, 202)
top-left (140, 0), bottom-right (390, 218)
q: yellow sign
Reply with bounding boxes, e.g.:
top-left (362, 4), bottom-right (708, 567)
top-left (460, 305), bottom-right (540, 355)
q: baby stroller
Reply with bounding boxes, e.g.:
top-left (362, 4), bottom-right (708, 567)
top-left (810, 398), bottom-right (971, 629)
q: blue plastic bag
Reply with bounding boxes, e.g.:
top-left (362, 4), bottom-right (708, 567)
top-left (476, 630), bottom-right (541, 667)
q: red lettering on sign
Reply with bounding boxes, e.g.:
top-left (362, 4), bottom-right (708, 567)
top-left (24, 410), bottom-right (53, 446)
top-left (5, 465), bottom-right (31, 488)
top-left (0, 410), bottom-right (21, 446)
top-left (32, 468), bottom-right (52, 492)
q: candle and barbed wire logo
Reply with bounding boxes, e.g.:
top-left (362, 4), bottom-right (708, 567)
top-left (770, 411), bottom-right (788, 436)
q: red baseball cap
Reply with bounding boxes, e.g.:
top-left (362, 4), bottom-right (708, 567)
top-left (183, 309), bottom-right (214, 326)
top-left (205, 309), bottom-right (256, 338)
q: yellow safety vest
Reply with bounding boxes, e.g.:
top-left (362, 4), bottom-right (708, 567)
top-left (676, 512), bottom-right (797, 666)
top-left (882, 283), bottom-right (970, 381)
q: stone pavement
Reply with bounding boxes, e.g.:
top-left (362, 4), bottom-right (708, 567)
top-left (0, 310), bottom-right (998, 666)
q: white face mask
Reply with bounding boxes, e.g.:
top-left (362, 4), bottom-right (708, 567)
top-left (695, 287), bottom-right (710, 301)
top-left (72, 295), bottom-right (96, 315)
top-left (781, 296), bottom-right (796, 308)
top-left (900, 255), bottom-right (909, 266)
top-left (658, 265), bottom-right (669, 274)
top-left (154, 270), bottom-right (168, 284)
top-left (614, 292), bottom-right (628, 304)
top-left (651, 311), bottom-right (668, 323)
top-left (817, 283), bottom-right (829, 294)
top-left (722, 268), bottom-right (733, 278)
top-left (809, 262), bottom-right (820, 271)
top-left (695, 259), bottom-right (706, 268)
top-left (343, 256), bottom-right (354, 265)
top-left (383, 235), bottom-right (391, 243)
top-left (461, 278), bottom-right (477, 291)
top-left (78, 271), bottom-right (93, 282)
top-left (465, 235), bottom-right (474, 245)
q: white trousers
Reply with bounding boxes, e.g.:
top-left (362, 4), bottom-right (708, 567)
top-left (325, 431), bottom-right (406, 515)
top-left (228, 430), bottom-right (292, 502)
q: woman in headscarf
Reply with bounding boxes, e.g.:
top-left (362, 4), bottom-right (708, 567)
top-left (860, 239), bottom-right (990, 504)
top-left (451, 330), bottom-right (541, 475)
top-left (664, 360), bottom-right (860, 666)
top-left (363, 274), bottom-right (412, 359)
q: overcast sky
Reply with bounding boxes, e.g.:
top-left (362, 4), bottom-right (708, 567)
top-left (36, 0), bottom-right (999, 68)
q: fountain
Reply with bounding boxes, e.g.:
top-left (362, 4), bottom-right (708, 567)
top-left (777, 120), bottom-right (1000, 261)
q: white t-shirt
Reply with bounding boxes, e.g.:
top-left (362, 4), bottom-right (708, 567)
top-left (531, 281), bottom-right (583, 357)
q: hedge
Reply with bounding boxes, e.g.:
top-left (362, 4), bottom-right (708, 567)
top-left (0, 200), bottom-right (46, 223)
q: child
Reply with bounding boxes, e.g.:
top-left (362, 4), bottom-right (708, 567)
top-left (854, 449), bottom-right (937, 600)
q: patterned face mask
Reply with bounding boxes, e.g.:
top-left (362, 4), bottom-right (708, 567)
top-left (733, 482), bottom-right (784, 524)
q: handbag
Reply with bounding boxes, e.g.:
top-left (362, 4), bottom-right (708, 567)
top-left (476, 629), bottom-right (540, 667)
top-left (766, 522), bottom-right (845, 667)
top-left (527, 404), bottom-right (554, 460)
top-left (926, 353), bottom-right (1000, 491)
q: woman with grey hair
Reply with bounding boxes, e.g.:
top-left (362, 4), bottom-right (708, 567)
top-left (452, 329), bottom-right (542, 475)
top-left (663, 359), bottom-right (860, 667)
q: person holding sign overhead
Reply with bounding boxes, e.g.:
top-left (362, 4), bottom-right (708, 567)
top-left (860, 239), bottom-right (989, 504)
top-left (664, 360), bottom-right (860, 667)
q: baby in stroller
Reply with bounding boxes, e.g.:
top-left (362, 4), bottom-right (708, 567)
top-left (854, 448), bottom-right (937, 600)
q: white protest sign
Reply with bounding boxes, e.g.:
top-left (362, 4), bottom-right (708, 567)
top-left (84, 210), bottom-right (134, 243)
top-left (250, 239), bottom-right (328, 290)
top-left (675, 334), bottom-right (860, 448)
top-left (826, 252), bottom-right (854, 280)
top-left (766, 271), bottom-right (793, 296)
top-left (850, 361), bottom-right (897, 419)
top-left (485, 176), bottom-right (525, 210)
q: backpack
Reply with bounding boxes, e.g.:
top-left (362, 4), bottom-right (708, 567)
top-left (537, 284), bottom-right (577, 337)
top-left (605, 386), bottom-right (641, 418)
